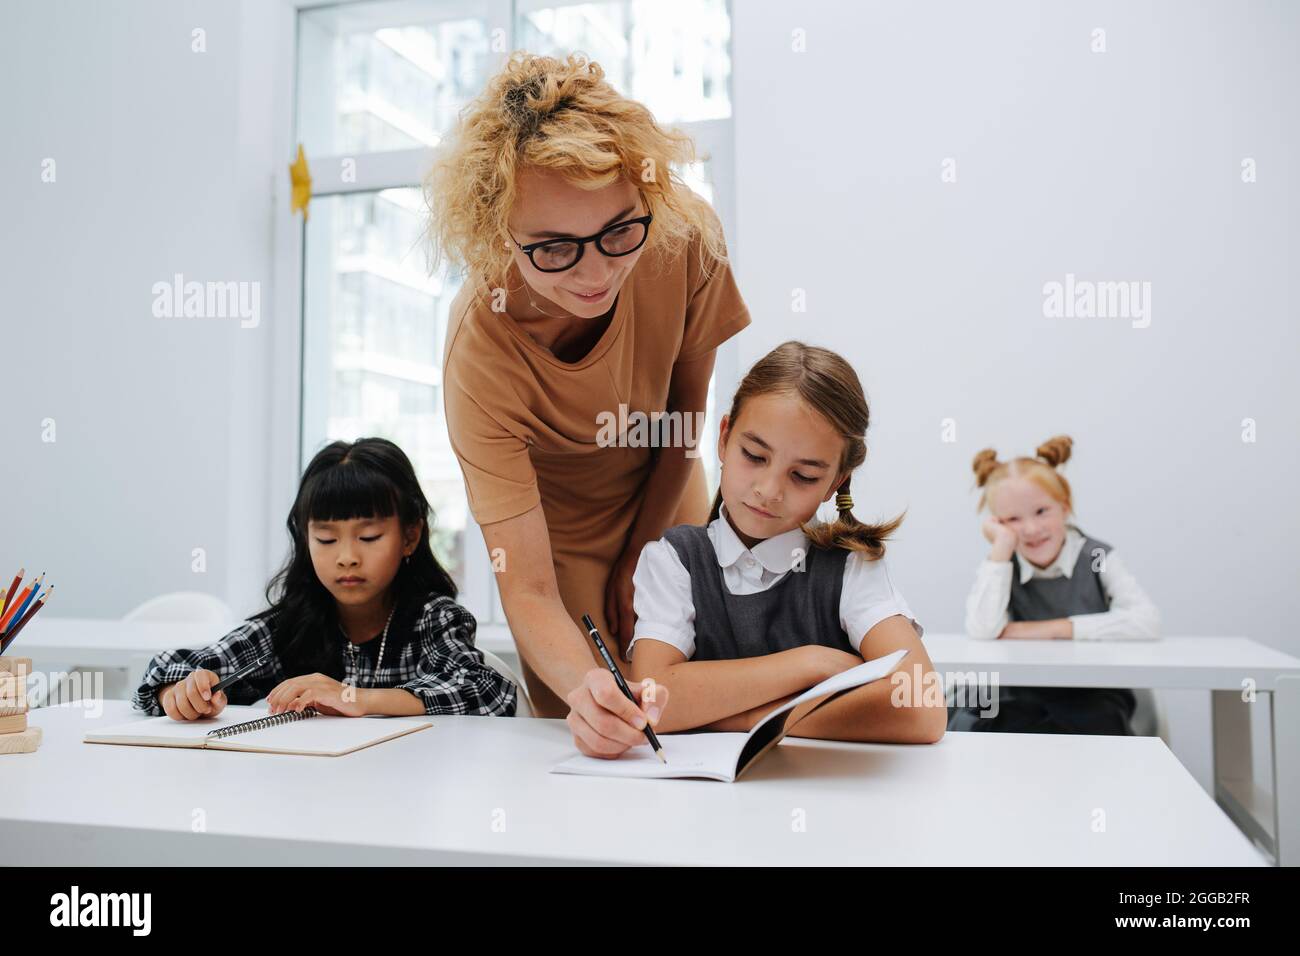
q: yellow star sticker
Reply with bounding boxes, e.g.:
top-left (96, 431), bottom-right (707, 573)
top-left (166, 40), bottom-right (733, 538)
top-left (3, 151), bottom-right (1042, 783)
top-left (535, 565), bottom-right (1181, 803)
top-left (289, 144), bottom-right (312, 219)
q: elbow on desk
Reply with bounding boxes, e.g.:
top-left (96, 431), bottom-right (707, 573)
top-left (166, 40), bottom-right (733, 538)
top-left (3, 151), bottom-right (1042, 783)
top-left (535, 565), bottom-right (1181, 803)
top-left (910, 704), bottom-right (948, 744)
top-left (964, 619), bottom-right (1001, 641)
top-left (860, 697), bottom-right (948, 745)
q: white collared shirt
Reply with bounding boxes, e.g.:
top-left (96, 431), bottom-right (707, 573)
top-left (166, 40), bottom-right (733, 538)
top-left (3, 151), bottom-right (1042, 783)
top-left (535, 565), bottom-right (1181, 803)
top-left (630, 503), bottom-right (923, 660)
top-left (964, 525), bottom-right (1160, 641)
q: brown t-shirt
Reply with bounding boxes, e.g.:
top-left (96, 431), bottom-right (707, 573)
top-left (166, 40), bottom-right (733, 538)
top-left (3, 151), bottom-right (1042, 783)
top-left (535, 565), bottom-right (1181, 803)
top-left (442, 210), bottom-right (751, 551)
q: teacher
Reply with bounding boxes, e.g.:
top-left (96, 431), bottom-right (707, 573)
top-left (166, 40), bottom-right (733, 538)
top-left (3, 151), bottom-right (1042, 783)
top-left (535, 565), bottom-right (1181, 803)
top-left (426, 52), bottom-right (750, 754)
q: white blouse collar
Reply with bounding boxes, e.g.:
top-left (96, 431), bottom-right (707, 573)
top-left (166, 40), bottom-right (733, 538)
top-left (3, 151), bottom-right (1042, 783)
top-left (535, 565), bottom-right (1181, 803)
top-left (711, 502), bottom-right (811, 575)
top-left (1017, 525), bottom-right (1086, 584)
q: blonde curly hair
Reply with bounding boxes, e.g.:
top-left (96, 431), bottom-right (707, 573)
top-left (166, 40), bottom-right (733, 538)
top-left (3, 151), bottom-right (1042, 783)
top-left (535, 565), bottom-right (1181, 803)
top-left (972, 435), bottom-right (1075, 515)
top-left (424, 51), bottom-right (727, 293)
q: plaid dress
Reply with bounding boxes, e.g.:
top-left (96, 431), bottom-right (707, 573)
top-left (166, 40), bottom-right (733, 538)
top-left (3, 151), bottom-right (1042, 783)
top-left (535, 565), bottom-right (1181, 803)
top-left (131, 593), bottom-right (517, 717)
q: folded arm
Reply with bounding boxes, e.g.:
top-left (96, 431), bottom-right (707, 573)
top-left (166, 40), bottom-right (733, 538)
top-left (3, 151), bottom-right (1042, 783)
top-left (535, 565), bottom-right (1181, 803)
top-left (633, 615), bottom-right (946, 743)
top-left (785, 615), bottom-right (947, 743)
top-left (628, 639), bottom-right (851, 733)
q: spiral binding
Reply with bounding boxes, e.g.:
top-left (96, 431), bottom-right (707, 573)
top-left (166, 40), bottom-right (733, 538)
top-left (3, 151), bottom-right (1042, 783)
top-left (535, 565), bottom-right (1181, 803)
top-left (206, 707), bottom-right (319, 739)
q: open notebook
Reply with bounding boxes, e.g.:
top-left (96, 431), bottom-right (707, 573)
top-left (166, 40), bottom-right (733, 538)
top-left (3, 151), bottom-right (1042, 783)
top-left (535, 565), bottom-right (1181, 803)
top-left (84, 706), bottom-right (432, 757)
top-left (551, 648), bottom-right (909, 782)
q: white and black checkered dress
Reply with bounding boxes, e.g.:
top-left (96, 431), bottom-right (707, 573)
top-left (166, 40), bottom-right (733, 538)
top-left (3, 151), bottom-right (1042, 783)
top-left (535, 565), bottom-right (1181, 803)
top-left (131, 593), bottom-right (517, 717)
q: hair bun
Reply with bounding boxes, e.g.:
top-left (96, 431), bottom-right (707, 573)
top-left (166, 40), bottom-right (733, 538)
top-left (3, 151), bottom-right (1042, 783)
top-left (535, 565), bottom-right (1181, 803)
top-left (971, 448), bottom-right (1000, 487)
top-left (1036, 435), bottom-right (1073, 468)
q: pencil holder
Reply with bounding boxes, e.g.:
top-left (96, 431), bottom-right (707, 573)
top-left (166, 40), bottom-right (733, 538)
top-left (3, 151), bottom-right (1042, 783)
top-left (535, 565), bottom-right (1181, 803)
top-left (0, 656), bottom-right (29, 705)
top-left (0, 656), bottom-right (40, 754)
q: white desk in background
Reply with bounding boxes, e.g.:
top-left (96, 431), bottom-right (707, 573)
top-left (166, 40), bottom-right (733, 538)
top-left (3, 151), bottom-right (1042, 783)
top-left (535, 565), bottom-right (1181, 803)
top-left (0, 702), bottom-right (1265, 866)
top-left (923, 633), bottom-right (1300, 866)
top-left (11, 616), bottom-right (519, 689)
top-left (13, 619), bottom-right (226, 684)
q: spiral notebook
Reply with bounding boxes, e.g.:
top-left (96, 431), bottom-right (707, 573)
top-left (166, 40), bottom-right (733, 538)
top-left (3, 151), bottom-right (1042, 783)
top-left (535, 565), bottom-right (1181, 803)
top-left (84, 706), bottom-right (432, 756)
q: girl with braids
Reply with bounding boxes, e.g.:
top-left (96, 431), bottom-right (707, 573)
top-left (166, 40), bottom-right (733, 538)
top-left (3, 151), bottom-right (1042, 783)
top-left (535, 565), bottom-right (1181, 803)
top-left (626, 342), bottom-right (946, 743)
top-left (132, 438), bottom-right (517, 721)
top-left (956, 436), bottom-right (1160, 734)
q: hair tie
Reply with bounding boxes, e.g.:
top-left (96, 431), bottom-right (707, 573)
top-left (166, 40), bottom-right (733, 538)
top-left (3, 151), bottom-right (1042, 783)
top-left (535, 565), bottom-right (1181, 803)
top-left (835, 492), bottom-right (854, 513)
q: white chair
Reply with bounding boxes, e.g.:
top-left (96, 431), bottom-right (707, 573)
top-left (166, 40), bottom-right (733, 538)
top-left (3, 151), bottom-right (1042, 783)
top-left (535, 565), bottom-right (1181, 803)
top-left (1130, 687), bottom-right (1169, 744)
top-left (41, 592), bottom-right (235, 705)
top-left (90, 592), bottom-right (234, 700)
top-left (124, 591), bottom-right (234, 624)
top-left (480, 648), bottom-right (533, 717)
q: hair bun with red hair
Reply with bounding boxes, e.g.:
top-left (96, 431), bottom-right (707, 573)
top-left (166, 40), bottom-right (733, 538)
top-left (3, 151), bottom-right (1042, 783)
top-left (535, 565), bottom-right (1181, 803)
top-left (971, 448), bottom-right (1000, 487)
top-left (1035, 435), bottom-right (1074, 468)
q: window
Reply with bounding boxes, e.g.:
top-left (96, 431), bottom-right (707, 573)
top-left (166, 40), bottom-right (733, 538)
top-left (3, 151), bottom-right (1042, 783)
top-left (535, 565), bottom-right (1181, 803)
top-left (294, 0), bottom-right (736, 624)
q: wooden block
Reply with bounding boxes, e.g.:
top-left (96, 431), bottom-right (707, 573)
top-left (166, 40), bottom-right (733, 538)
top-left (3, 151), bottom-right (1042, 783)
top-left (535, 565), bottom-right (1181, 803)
top-left (0, 672), bottom-right (28, 713)
top-left (0, 657), bottom-right (32, 676)
top-left (0, 725), bottom-right (41, 754)
top-left (0, 712), bottom-right (27, 734)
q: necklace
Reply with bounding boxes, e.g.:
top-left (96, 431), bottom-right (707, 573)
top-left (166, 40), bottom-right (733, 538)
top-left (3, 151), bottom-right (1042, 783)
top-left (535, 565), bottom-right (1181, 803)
top-left (343, 605), bottom-right (396, 689)
top-left (508, 272), bottom-right (618, 324)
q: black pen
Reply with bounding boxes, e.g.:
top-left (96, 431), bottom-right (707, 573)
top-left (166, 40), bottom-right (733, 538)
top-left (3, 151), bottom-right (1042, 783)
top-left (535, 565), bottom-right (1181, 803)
top-left (211, 651), bottom-right (274, 695)
top-left (581, 613), bottom-right (666, 764)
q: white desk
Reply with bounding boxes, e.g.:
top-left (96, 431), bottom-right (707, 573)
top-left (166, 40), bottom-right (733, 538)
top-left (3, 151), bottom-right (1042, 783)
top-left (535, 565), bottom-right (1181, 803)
top-left (0, 701), bottom-right (1265, 866)
top-left (13, 619), bottom-right (231, 678)
top-left (15, 617), bottom-right (517, 671)
top-left (924, 633), bottom-right (1300, 866)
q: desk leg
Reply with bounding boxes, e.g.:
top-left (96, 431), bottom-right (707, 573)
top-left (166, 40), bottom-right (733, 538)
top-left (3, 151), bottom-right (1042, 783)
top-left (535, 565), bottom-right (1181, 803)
top-left (1212, 690), bottom-right (1271, 860)
top-left (1273, 677), bottom-right (1299, 867)
top-left (1212, 689), bottom-right (1251, 781)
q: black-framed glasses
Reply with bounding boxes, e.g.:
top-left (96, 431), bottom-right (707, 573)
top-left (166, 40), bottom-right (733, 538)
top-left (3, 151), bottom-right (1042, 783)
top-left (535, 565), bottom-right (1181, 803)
top-left (510, 212), bottom-right (653, 273)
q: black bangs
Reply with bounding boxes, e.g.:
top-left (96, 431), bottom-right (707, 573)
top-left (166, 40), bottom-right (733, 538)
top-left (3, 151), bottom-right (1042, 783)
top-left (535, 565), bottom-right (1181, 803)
top-left (299, 456), bottom-right (402, 526)
top-left (262, 437), bottom-right (458, 678)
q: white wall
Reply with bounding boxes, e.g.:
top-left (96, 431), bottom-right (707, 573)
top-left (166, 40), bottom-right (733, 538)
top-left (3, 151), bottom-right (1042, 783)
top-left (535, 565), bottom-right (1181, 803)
top-left (731, 0), bottom-right (1299, 790)
top-left (0, 0), bottom-right (293, 622)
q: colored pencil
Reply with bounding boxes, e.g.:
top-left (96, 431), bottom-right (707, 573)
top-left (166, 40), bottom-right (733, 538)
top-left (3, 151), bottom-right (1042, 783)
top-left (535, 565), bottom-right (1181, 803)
top-left (0, 567), bottom-right (22, 617)
top-left (3, 572), bottom-right (43, 632)
top-left (0, 581), bottom-right (35, 633)
top-left (0, 587), bottom-right (52, 653)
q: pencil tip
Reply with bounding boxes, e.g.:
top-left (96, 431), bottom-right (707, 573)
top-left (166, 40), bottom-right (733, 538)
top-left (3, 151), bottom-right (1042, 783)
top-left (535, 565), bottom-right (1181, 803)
top-left (656, 749), bottom-right (667, 764)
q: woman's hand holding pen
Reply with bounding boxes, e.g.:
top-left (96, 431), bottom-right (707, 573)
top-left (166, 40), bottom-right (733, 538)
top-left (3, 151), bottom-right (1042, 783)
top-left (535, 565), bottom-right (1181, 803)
top-left (159, 670), bottom-right (227, 722)
top-left (981, 516), bottom-right (1018, 562)
top-left (267, 673), bottom-right (367, 717)
top-left (565, 669), bottom-right (667, 759)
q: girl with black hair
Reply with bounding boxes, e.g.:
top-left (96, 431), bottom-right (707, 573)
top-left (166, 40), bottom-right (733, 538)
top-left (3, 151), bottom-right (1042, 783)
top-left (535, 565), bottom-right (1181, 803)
top-left (132, 438), bottom-right (518, 719)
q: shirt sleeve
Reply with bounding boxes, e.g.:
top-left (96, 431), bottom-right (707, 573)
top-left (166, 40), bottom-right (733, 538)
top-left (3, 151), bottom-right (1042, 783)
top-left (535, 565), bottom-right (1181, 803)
top-left (443, 374), bottom-right (541, 526)
top-left (1070, 550), bottom-right (1162, 641)
top-left (130, 618), bottom-right (285, 716)
top-left (965, 559), bottom-right (1013, 640)
top-left (839, 553), bottom-right (924, 653)
top-left (396, 597), bottom-right (518, 716)
top-left (676, 203), bottom-right (752, 363)
top-left (629, 538), bottom-right (697, 661)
